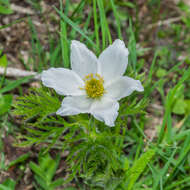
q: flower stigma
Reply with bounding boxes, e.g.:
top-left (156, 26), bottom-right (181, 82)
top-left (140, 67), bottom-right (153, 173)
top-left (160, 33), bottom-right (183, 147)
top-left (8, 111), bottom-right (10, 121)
top-left (81, 73), bottom-right (105, 99)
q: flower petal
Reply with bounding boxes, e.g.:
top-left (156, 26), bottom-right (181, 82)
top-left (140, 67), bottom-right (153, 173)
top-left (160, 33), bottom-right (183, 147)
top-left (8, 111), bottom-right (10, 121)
top-left (105, 76), bottom-right (144, 101)
top-left (71, 40), bottom-right (98, 79)
top-left (41, 68), bottom-right (84, 96)
top-left (90, 97), bottom-right (119, 127)
top-left (98, 39), bottom-right (129, 83)
top-left (56, 96), bottom-right (92, 116)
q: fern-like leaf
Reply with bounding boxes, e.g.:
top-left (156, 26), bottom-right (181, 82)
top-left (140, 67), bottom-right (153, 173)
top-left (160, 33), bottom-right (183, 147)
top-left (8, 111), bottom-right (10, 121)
top-left (13, 87), bottom-right (61, 122)
top-left (122, 149), bottom-right (155, 190)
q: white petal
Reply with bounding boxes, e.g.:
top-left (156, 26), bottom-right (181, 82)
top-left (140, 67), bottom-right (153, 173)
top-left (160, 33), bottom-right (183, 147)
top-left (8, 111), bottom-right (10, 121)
top-left (90, 97), bottom-right (119, 127)
top-left (98, 39), bottom-right (129, 83)
top-left (105, 76), bottom-right (144, 101)
top-left (56, 96), bottom-right (92, 116)
top-left (41, 68), bottom-right (85, 96)
top-left (71, 40), bottom-right (98, 79)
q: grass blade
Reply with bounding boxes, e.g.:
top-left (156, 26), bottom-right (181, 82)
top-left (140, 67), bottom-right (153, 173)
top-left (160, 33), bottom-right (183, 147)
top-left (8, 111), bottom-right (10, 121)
top-left (54, 6), bottom-right (96, 49)
top-left (59, 0), bottom-right (70, 68)
top-left (110, 0), bottom-right (122, 40)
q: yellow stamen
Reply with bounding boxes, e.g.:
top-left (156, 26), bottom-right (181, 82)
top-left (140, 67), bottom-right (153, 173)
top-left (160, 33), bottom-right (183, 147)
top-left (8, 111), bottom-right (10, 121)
top-left (81, 73), bottom-right (105, 99)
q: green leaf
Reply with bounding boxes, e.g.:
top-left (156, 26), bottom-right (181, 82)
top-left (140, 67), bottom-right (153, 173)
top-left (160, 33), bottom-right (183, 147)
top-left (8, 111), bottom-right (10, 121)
top-left (49, 179), bottom-right (65, 189)
top-left (184, 99), bottom-right (190, 114)
top-left (0, 76), bottom-right (32, 94)
top-left (156, 68), bottom-right (167, 78)
top-left (0, 18), bottom-right (25, 30)
top-left (172, 98), bottom-right (186, 115)
top-left (54, 6), bottom-right (96, 48)
top-left (29, 153), bottom-right (62, 190)
top-left (118, 2), bottom-right (135, 8)
top-left (0, 0), bottom-right (13, 15)
top-left (0, 54), bottom-right (8, 67)
top-left (59, 0), bottom-right (69, 68)
top-left (0, 178), bottom-right (16, 190)
top-left (97, 0), bottom-right (112, 49)
top-left (124, 149), bottom-right (155, 190)
top-left (14, 87), bottom-right (61, 122)
top-left (0, 5), bottom-right (13, 15)
top-left (120, 155), bottom-right (129, 171)
top-left (7, 153), bottom-right (30, 169)
top-left (0, 152), bottom-right (6, 170)
top-left (29, 162), bottom-right (47, 181)
top-left (0, 94), bottom-right (12, 115)
top-left (110, 0), bottom-right (122, 40)
top-left (0, 0), bottom-right (10, 6)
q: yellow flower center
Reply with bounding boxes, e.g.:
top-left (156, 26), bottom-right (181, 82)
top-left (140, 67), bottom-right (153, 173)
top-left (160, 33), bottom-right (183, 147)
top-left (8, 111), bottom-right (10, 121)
top-left (81, 73), bottom-right (105, 99)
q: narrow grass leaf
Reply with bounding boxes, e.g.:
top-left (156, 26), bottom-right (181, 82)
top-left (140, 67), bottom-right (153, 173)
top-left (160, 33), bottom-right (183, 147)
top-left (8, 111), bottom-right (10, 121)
top-left (54, 6), bottom-right (96, 48)
top-left (70, 0), bottom-right (86, 19)
top-left (7, 153), bottom-right (30, 169)
top-left (59, 0), bottom-right (70, 68)
top-left (97, 0), bottom-right (112, 49)
top-left (0, 76), bottom-right (32, 94)
top-left (165, 134), bottom-right (190, 185)
top-left (110, 0), bottom-right (122, 40)
top-left (93, 0), bottom-right (100, 54)
top-left (153, 148), bottom-right (177, 190)
top-left (28, 17), bottom-right (43, 71)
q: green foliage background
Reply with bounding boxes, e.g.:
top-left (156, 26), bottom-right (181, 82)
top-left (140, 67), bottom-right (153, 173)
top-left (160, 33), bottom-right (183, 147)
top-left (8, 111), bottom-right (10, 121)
top-left (1, 0), bottom-right (190, 189)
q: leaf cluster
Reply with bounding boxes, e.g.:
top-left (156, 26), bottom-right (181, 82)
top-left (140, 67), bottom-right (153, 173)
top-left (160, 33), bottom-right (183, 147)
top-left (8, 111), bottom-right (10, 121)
top-left (14, 87), bottom-right (61, 122)
top-left (13, 84), bottom-right (152, 189)
top-left (29, 153), bottom-right (64, 190)
top-left (0, 0), bottom-right (13, 15)
top-left (0, 178), bottom-right (16, 190)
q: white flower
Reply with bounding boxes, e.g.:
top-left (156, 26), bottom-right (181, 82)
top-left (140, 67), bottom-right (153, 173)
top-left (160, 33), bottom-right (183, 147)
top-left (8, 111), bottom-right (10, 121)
top-left (41, 39), bottom-right (144, 127)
